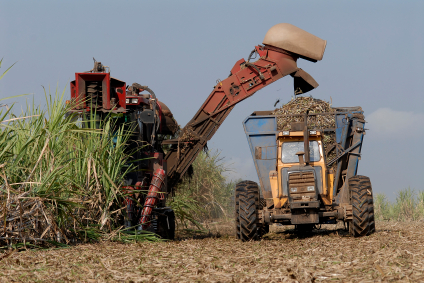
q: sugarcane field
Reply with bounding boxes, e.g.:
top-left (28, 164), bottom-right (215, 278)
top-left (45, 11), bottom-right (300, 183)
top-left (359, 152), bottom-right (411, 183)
top-left (1, 2), bottom-right (423, 283)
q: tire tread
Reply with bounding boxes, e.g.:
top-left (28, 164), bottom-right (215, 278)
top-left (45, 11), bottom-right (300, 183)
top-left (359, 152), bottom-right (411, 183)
top-left (235, 181), bottom-right (261, 241)
top-left (349, 175), bottom-right (375, 237)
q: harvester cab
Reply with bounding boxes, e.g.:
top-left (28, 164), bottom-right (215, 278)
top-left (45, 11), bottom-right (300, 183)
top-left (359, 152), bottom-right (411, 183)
top-left (236, 108), bottom-right (375, 241)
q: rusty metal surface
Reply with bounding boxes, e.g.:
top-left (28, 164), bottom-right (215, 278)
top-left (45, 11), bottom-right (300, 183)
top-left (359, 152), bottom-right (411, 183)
top-left (255, 146), bottom-right (262, 160)
top-left (344, 204), bottom-right (353, 221)
top-left (165, 43), bottom-right (322, 189)
top-left (291, 211), bottom-right (319, 224)
top-left (291, 68), bottom-right (319, 95)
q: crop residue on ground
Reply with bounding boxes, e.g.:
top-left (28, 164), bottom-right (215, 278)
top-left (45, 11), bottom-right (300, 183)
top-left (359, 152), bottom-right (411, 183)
top-left (273, 96), bottom-right (335, 131)
top-left (0, 221), bottom-right (423, 282)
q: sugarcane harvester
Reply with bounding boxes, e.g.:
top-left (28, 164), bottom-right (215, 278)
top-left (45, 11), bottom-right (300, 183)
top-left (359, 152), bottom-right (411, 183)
top-left (69, 23), bottom-right (328, 239)
top-left (69, 61), bottom-right (179, 238)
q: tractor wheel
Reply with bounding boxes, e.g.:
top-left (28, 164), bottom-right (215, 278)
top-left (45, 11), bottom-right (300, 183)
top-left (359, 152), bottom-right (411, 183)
top-left (367, 184), bottom-right (376, 234)
top-left (156, 208), bottom-right (176, 240)
top-left (234, 184), bottom-right (241, 239)
top-left (236, 181), bottom-right (261, 241)
top-left (349, 175), bottom-right (375, 237)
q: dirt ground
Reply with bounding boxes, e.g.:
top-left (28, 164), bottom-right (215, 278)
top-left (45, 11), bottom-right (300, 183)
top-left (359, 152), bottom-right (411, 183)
top-left (0, 221), bottom-right (423, 282)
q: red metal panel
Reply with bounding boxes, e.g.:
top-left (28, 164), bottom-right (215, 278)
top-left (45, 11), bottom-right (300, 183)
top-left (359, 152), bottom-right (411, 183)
top-left (116, 84), bottom-right (126, 110)
top-left (255, 45), bottom-right (267, 58)
top-left (75, 74), bottom-right (85, 109)
top-left (102, 73), bottom-right (110, 110)
top-left (231, 58), bottom-right (246, 75)
top-left (70, 80), bottom-right (76, 101)
top-left (110, 77), bottom-right (126, 110)
top-left (165, 46), bottom-right (301, 188)
top-left (202, 89), bottom-right (227, 113)
top-left (74, 73), bottom-right (110, 111)
top-left (220, 74), bottom-right (244, 104)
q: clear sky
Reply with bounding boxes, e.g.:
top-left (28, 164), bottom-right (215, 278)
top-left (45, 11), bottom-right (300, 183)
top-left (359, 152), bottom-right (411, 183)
top-left (1, 1), bottom-right (423, 200)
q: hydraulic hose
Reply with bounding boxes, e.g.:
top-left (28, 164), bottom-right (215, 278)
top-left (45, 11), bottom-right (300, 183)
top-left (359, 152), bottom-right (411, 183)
top-left (138, 168), bottom-right (166, 230)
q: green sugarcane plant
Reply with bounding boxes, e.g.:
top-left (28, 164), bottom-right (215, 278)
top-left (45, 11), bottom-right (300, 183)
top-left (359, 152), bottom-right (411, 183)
top-left (0, 61), bottom-right (157, 246)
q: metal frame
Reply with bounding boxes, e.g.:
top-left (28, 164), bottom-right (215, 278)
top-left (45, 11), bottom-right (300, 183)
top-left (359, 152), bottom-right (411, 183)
top-left (242, 109), bottom-right (366, 209)
top-left (164, 45), bottom-right (319, 190)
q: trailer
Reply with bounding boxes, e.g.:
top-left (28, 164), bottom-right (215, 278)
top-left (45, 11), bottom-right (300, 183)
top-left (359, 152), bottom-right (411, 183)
top-left (236, 107), bottom-right (375, 240)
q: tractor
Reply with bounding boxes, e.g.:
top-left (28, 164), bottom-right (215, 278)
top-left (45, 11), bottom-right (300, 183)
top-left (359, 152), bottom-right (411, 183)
top-left (236, 108), bottom-right (375, 240)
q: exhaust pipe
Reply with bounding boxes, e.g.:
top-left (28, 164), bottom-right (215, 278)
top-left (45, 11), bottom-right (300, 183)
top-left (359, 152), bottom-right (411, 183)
top-left (303, 112), bottom-right (310, 165)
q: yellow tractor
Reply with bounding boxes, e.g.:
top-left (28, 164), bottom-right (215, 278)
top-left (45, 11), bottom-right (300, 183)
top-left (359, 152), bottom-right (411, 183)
top-left (236, 110), bottom-right (375, 240)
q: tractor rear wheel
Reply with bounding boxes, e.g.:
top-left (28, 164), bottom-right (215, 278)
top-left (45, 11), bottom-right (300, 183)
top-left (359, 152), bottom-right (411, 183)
top-left (367, 183), bottom-right (376, 234)
top-left (236, 181), bottom-right (261, 241)
top-left (349, 175), bottom-right (375, 237)
top-left (234, 183), bottom-right (241, 239)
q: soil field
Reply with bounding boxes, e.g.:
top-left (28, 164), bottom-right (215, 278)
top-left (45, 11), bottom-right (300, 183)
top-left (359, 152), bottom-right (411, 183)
top-left (0, 221), bottom-right (423, 282)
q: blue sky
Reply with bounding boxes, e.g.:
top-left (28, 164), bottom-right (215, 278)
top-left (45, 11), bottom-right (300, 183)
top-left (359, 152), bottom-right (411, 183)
top-left (1, 1), bottom-right (423, 200)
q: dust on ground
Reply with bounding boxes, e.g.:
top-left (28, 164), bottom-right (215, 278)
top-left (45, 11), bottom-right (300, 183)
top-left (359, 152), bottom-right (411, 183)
top-left (0, 221), bottom-right (423, 282)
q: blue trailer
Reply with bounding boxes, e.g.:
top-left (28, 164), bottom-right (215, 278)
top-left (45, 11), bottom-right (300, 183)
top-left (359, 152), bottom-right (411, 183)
top-left (235, 107), bottom-right (375, 241)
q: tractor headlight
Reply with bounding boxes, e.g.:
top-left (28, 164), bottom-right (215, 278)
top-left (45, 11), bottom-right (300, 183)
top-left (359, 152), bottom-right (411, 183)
top-left (309, 130), bottom-right (317, 135)
top-left (283, 131), bottom-right (290, 135)
top-left (131, 98), bottom-right (138, 104)
top-left (125, 98), bottom-right (130, 104)
top-left (307, 186), bottom-right (315, 191)
top-left (290, 187), bottom-right (297, 192)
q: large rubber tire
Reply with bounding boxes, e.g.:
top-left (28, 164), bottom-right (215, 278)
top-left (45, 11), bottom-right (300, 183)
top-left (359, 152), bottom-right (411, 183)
top-left (367, 183), bottom-right (376, 234)
top-left (236, 181), bottom-right (260, 241)
top-left (156, 208), bottom-right (176, 240)
top-left (234, 183), bottom-right (241, 239)
top-left (349, 175), bottom-right (375, 237)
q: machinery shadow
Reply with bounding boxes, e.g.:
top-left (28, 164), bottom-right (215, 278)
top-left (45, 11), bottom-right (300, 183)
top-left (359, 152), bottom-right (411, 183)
top-left (174, 219), bottom-right (235, 240)
top-left (174, 220), bottom-right (361, 241)
top-left (264, 224), bottom-right (352, 240)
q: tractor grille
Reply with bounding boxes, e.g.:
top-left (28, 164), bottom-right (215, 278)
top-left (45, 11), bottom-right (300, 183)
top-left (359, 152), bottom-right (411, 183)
top-left (288, 171), bottom-right (316, 201)
top-left (289, 171), bottom-right (315, 186)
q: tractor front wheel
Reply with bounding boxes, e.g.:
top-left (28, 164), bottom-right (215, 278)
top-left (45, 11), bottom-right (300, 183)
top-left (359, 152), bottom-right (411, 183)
top-left (349, 175), bottom-right (375, 237)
